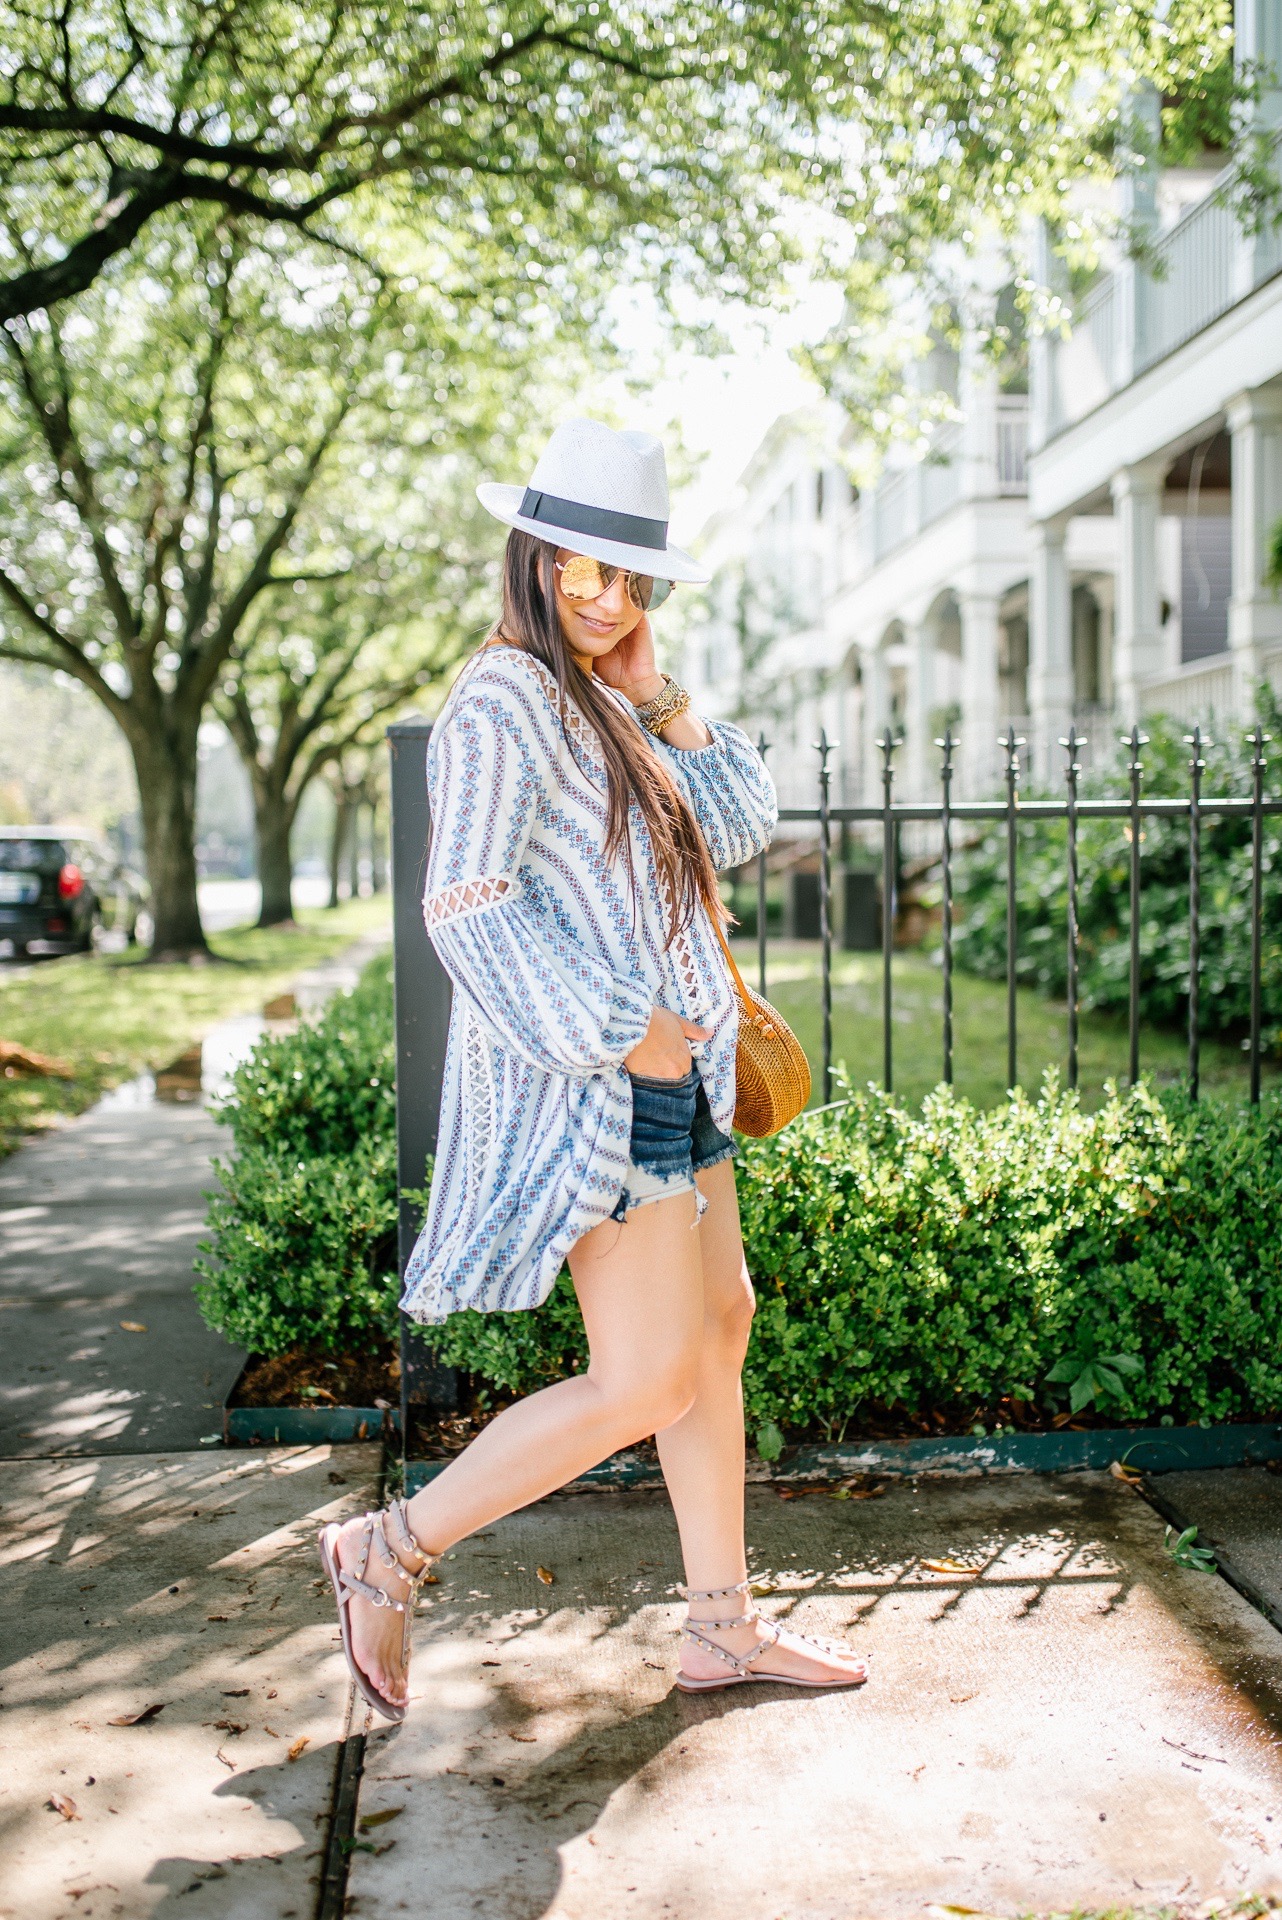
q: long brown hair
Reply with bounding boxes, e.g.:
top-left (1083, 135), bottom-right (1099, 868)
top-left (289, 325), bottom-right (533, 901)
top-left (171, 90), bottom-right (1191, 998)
top-left (492, 529), bottom-right (722, 943)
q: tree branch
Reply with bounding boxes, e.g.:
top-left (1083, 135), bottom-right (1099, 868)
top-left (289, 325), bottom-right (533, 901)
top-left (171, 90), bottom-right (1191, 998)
top-left (0, 566), bottom-right (129, 723)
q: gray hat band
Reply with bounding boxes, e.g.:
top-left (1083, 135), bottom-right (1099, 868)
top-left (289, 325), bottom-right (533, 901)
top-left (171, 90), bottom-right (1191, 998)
top-left (519, 488), bottom-right (668, 553)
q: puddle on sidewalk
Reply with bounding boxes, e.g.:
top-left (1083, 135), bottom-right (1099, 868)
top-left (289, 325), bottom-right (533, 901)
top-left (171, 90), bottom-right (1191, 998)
top-left (97, 1007), bottom-right (296, 1112)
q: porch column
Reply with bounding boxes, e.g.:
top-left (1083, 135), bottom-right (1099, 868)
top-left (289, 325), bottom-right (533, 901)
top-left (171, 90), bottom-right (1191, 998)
top-left (1028, 516), bottom-right (1073, 775)
top-left (1227, 382), bottom-right (1282, 712)
top-left (862, 646), bottom-right (889, 804)
top-left (903, 616), bottom-right (935, 801)
top-left (959, 591), bottom-right (1001, 796)
top-left (1232, 0), bottom-right (1282, 294)
top-left (1111, 459), bottom-right (1166, 721)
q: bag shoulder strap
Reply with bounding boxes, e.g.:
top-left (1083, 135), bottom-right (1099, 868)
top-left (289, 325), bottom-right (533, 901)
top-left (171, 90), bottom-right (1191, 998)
top-left (710, 911), bottom-right (753, 1007)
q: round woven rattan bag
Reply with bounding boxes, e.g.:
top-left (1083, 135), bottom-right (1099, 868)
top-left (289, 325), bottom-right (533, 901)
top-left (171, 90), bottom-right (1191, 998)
top-left (711, 919), bottom-right (811, 1137)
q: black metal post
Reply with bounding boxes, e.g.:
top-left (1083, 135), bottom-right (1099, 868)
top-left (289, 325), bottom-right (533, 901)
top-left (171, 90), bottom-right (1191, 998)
top-left (937, 727), bottom-right (955, 1085)
top-left (1061, 727), bottom-right (1084, 1092)
top-left (1003, 725), bottom-right (1023, 1093)
top-left (879, 729), bottom-right (897, 1092)
top-left (1123, 724), bottom-right (1148, 1086)
top-left (1185, 727), bottom-right (1205, 1102)
top-left (757, 733), bottom-right (769, 997)
top-left (817, 728), bottom-right (835, 1106)
top-left (1249, 727), bottom-right (1268, 1105)
top-left (388, 717), bottom-right (457, 1436)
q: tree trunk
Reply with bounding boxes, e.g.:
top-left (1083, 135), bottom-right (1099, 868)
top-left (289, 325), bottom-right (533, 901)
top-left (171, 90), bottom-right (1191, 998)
top-left (129, 720), bottom-right (207, 959)
top-left (348, 802), bottom-right (363, 900)
top-left (255, 785), bottom-right (296, 927)
top-left (370, 800), bottom-right (387, 892)
top-left (328, 795), bottom-right (351, 909)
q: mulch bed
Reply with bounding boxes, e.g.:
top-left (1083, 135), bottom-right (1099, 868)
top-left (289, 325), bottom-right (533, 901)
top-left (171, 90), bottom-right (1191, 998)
top-left (231, 1343), bottom-right (400, 1410)
top-left (233, 1349), bottom-right (1277, 1460)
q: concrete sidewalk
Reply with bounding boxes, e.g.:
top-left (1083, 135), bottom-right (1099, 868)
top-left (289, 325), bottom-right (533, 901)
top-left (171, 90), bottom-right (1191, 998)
top-left (0, 927), bottom-right (389, 1459)
top-left (348, 1474), bottom-right (1282, 1920)
top-left (0, 1442), bottom-right (381, 1920)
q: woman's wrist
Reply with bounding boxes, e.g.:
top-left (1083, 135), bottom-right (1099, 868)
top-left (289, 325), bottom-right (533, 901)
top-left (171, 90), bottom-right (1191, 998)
top-left (620, 672), bottom-right (668, 706)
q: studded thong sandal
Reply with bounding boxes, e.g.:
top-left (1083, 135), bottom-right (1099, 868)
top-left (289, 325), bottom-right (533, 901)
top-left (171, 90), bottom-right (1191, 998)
top-left (674, 1581), bottom-right (870, 1694)
top-left (318, 1499), bottom-right (437, 1723)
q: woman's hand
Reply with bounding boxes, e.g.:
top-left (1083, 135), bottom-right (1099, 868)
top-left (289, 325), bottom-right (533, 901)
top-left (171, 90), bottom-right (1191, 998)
top-left (594, 613), bottom-right (665, 705)
top-left (624, 1005), bottom-right (710, 1079)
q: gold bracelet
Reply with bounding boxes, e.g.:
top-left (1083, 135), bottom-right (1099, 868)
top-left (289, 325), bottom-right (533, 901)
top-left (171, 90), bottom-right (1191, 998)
top-left (634, 674), bottom-right (693, 736)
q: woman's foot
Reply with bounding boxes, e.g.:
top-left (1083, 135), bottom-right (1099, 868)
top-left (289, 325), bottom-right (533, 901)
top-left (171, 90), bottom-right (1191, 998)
top-left (322, 1504), bottom-right (436, 1715)
top-left (676, 1582), bottom-right (869, 1691)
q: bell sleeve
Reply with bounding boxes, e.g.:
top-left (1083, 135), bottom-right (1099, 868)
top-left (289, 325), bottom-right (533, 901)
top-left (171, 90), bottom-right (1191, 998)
top-left (656, 718), bottom-right (778, 871)
top-left (423, 677), bottom-right (654, 1076)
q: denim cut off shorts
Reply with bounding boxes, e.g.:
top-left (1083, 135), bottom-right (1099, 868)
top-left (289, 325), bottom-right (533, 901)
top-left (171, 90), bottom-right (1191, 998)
top-left (610, 1066), bottom-right (737, 1222)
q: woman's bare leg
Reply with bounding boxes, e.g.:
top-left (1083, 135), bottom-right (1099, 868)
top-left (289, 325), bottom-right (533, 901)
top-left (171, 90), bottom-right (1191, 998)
top-left (656, 1160), bottom-right (868, 1686)
top-left (333, 1188), bottom-right (705, 1708)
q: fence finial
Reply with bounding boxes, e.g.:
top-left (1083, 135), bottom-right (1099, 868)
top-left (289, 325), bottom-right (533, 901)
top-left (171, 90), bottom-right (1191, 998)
top-left (1059, 723), bottom-right (1086, 770)
top-left (1000, 723), bottom-right (1025, 782)
top-left (1183, 723), bottom-right (1208, 769)
top-left (1119, 722), bottom-right (1149, 774)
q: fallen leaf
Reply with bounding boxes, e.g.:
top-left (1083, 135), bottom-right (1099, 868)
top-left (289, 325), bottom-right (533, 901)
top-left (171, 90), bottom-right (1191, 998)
top-left (950, 1693), bottom-right (978, 1705)
top-left (212, 1720), bottom-right (246, 1735)
top-left (535, 1566), bottom-right (554, 1586)
top-left (47, 1792), bottom-right (80, 1820)
top-left (481, 1659), bottom-right (501, 1667)
top-left (266, 1689), bottom-right (278, 1699)
top-left (748, 1581), bottom-right (777, 1597)
top-left (221, 1689), bottom-right (249, 1698)
top-left (1110, 1460), bottom-right (1144, 1485)
top-left (921, 1558), bottom-right (980, 1577)
top-left (206, 1614), bottom-right (230, 1622)
top-left (287, 1737), bottom-right (309, 1761)
top-left (508, 1731), bottom-right (537, 1743)
top-left (358, 1807), bottom-right (403, 1830)
top-left (108, 1703), bottom-right (165, 1726)
top-left (119, 1321), bottom-right (147, 1333)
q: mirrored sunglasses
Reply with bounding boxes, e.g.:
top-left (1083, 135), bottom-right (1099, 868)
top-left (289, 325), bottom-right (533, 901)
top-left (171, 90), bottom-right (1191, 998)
top-left (555, 552), bottom-right (675, 612)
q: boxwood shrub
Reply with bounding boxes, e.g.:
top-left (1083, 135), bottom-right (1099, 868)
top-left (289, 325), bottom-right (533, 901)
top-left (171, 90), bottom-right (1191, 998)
top-left (197, 953), bottom-right (1282, 1434)
top-left (195, 954), bottom-right (401, 1356)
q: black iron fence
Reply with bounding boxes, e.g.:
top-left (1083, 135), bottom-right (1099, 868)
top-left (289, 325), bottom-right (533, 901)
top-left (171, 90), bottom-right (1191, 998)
top-left (756, 722), bottom-right (1278, 1108)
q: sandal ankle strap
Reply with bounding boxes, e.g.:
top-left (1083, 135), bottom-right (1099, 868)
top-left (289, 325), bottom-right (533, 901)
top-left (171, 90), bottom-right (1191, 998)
top-left (677, 1579), bottom-right (751, 1602)
top-left (682, 1617), bottom-right (781, 1674)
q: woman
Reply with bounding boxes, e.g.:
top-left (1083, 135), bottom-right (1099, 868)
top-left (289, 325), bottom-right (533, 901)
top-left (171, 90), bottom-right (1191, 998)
top-left (320, 419), bottom-right (868, 1719)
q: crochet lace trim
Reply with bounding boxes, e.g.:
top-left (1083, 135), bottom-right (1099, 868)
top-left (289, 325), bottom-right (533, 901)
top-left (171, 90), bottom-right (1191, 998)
top-left (423, 874), bottom-right (515, 930)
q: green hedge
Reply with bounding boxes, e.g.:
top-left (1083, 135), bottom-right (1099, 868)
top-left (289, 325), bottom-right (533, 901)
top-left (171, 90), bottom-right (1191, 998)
top-left (194, 955), bottom-right (402, 1356)
top-left (197, 954), bottom-right (1282, 1437)
top-left (952, 701), bottom-right (1282, 1046)
top-left (432, 1076), bottom-right (1282, 1435)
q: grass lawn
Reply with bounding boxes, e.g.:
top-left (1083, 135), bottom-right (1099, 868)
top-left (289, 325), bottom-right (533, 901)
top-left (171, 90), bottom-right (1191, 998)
top-left (731, 938), bottom-right (1275, 1111)
top-left (0, 895), bottom-right (390, 1156)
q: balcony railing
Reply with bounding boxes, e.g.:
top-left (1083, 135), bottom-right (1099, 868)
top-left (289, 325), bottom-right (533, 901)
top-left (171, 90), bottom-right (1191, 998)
top-left (859, 401), bottom-right (1028, 567)
top-left (1046, 133), bottom-right (1282, 436)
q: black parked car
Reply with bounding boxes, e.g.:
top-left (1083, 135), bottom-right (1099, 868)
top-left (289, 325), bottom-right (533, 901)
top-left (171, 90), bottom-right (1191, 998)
top-left (0, 827), bottom-right (150, 957)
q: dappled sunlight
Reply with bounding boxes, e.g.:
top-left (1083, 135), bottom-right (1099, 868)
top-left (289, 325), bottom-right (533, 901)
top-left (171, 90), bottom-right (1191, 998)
top-left (0, 1444), bottom-right (381, 1915)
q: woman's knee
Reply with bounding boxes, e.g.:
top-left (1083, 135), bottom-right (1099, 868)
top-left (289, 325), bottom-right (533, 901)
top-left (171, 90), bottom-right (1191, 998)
top-left (707, 1265), bottom-right (756, 1357)
top-left (590, 1352), bottom-right (700, 1437)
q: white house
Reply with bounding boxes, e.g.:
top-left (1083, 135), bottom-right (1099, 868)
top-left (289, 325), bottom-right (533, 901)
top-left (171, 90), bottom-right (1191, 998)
top-left (687, 0), bottom-right (1282, 810)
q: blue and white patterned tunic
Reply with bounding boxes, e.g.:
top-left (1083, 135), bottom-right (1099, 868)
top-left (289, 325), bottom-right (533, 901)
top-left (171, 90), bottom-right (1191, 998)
top-left (400, 645), bottom-right (777, 1324)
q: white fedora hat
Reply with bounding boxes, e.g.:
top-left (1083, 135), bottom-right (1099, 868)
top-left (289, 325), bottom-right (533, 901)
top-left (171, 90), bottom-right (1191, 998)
top-left (476, 417), bottom-right (709, 585)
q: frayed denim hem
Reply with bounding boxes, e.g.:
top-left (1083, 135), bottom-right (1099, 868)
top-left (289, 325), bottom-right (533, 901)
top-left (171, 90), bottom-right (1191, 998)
top-left (609, 1162), bottom-right (707, 1225)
